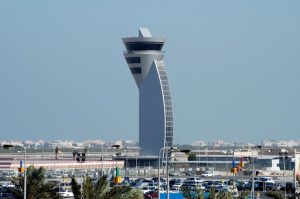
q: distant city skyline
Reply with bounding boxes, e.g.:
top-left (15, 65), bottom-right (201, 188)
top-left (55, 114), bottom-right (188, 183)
top-left (1, 139), bottom-right (300, 149)
top-left (0, 1), bottom-right (299, 143)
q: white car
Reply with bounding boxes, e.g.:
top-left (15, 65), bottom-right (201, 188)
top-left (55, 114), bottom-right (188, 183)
top-left (201, 171), bottom-right (214, 177)
top-left (184, 177), bottom-right (203, 184)
top-left (272, 183), bottom-right (285, 191)
top-left (259, 177), bottom-right (275, 184)
top-left (171, 182), bottom-right (183, 190)
top-left (1, 182), bottom-right (15, 188)
top-left (220, 185), bottom-right (239, 198)
top-left (190, 183), bottom-right (206, 190)
top-left (140, 186), bottom-right (152, 194)
top-left (54, 187), bottom-right (74, 198)
top-left (59, 190), bottom-right (74, 198)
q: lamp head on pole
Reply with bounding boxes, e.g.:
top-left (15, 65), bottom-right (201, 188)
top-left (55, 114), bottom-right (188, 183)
top-left (2, 144), bottom-right (14, 149)
top-left (112, 145), bottom-right (120, 149)
top-left (180, 149), bottom-right (191, 154)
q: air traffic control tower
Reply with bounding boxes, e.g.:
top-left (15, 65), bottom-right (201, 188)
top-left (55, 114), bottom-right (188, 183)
top-left (122, 28), bottom-right (173, 156)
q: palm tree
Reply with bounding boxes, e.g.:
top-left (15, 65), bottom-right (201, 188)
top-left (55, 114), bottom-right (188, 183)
top-left (11, 166), bottom-right (60, 199)
top-left (71, 176), bottom-right (81, 199)
top-left (238, 191), bottom-right (249, 199)
top-left (181, 186), bottom-right (204, 199)
top-left (72, 175), bottom-right (143, 199)
top-left (207, 187), bottom-right (232, 199)
top-left (83, 176), bottom-right (94, 199)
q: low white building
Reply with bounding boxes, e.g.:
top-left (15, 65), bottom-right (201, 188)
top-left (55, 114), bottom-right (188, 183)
top-left (256, 156), bottom-right (280, 171)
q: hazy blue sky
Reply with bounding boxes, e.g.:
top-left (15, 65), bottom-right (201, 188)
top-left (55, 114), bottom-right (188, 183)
top-left (0, 1), bottom-right (299, 144)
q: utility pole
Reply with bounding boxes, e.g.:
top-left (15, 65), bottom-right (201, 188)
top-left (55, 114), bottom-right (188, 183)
top-left (76, 152), bottom-right (86, 199)
top-left (279, 150), bottom-right (288, 199)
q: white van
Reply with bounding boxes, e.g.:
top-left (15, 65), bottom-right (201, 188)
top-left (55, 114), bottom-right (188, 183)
top-left (259, 177), bottom-right (274, 183)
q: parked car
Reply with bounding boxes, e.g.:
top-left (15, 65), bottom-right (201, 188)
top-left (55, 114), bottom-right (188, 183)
top-left (236, 181), bottom-right (247, 191)
top-left (185, 172), bottom-right (193, 176)
top-left (59, 190), bottom-right (74, 198)
top-left (244, 181), bottom-right (261, 191)
top-left (254, 181), bottom-right (273, 191)
top-left (259, 177), bottom-right (274, 184)
top-left (144, 190), bottom-right (158, 199)
top-left (0, 182), bottom-right (14, 188)
top-left (169, 171), bottom-right (180, 176)
top-left (189, 183), bottom-right (206, 191)
top-left (272, 183), bottom-right (285, 191)
top-left (285, 182), bottom-right (295, 193)
top-left (184, 177), bottom-right (203, 184)
top-left (141, 186), bottom-right (152, 194)
top-left (0, 187), bottom-right (16, 199)
top-left (201, 171), bottom-right (214, 177)
top-left (169, 179), bottom-right (181, 187)
top-left (203, 180), bottom-right (213, 189)
top-left (219, 185), bottom-right (239, 198)
top-left (54, 187), bottom-right (74, 198)
top-left (151, 177), bottom-right (166, 183)
top-left (171, 182), bottom-right (183, 190)
top-left (135, 178), bottom-right (147, 183)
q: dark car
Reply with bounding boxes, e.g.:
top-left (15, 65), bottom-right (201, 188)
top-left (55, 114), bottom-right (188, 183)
top-left (236, 181), bottom-right (247, 191)
top-left (252, 181), bottom-right (273, 191)
top-left (244, 181), bottom-right (261, 191)
top-left (286, 182), bottom-right (295, 193)
top-left (151, 177), bottom-right (166, 182)
top-left (144, 190), bottom-right (158, 199)
top-left (169, 179), bottom-right (181, 187)
top-left (185, 172), bottom-right (193, 176)
top-left (0, 187), bottom-right (17, 199)
top-left (135, 178), bottom-right (147, 183)
top-left (203, 180), bottom-right (213, 189)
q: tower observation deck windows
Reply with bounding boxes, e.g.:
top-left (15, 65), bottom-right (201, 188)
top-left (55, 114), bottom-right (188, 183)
top-left (126, 57), bottom-right (141, 64)
top-left (124, 42), bottom-right (164, 51)
top-left (130, 67), bottom-right (142, 74)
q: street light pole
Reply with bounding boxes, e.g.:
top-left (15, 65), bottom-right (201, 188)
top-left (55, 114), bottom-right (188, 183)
top-left (166, 148), bottom-right (170, 199)
top-left (135, 147), bottom-right (140, 177)
top-left (135, 153), bottom-right (138, 177)
top-left (3, 145), bottom-right (27, 199)
top-left (252, 154), bottom-right (254, 199)
top-left (124, 149), bottom-right (128, 177)
top-left (251, 146), bottom-right (261, 199)
top-left (283, 154), bottom-right (286, 199)
top-left (80, 161), bottom-right (83, 199)
top-left (226, 150), bottom-right (229, 181)
top-left (280, 150), bottom-right (287, 199)
top-left (75, 150), bottom-right (87, 199)
top-left (198, 144), bottom-right (201, 168)
top-left (24, 148), bottom-right (26, 199)
top-left (101, 144), bottom-right (103, 176)
top-left (158, 147), bottom-right (164, 199)
top-left (158, 147), bottom-right (181, 199)
top-left (158, 147), bottom-right (171, 199)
